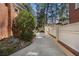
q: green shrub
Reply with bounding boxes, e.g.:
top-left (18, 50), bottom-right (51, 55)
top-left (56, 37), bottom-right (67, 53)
top-left (20, 31), bottom-right (33, 41)
top-left (12, 10), bottom-right (35, 42)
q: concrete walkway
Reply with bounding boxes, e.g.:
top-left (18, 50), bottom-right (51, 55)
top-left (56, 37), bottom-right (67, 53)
top-left (11, 33), bottom-right (66, 56)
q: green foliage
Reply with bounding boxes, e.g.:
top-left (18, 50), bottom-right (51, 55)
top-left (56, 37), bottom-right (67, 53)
top-left (22, 3), bottom-right (33, 13)
top-left (12, 10), bottom-right (35, 41)
top-left (60, 16), bottom-right (68, 21)
top-left (20, 31), bottom-right (34, 42)
top-left (37, 9), bottom-right (45, 29)
top-left (0, 44), bottom-right (16, 56)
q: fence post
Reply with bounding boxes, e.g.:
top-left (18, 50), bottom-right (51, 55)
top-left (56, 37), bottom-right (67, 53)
top-left (56, 24), bottom-right (59, 41)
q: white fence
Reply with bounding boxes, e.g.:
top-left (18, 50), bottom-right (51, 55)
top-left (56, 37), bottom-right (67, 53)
top-left (59, 22), bottom-right (79, 52)
top-left (45, 22), bottom-right (79, 52)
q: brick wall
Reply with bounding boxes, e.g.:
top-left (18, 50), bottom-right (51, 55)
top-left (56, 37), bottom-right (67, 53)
top-left (0, 4), bottom-right (8, 39)
top-left (0, 3), bottom-right (17, 40)
top-left (9, 4), bottom-right (17, 37)
top-left (69, 3), bottom-right (79, 23)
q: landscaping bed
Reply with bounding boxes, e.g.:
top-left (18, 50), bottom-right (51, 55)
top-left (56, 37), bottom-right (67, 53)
top-left (0, 10), bottom-right (36, 56)
top-left (0, 37), bottom-right (32, 56)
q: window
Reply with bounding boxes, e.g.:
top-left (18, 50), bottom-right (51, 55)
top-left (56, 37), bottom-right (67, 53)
top-left (75, 3), bottom-right (79, 9)
top-left (15, 9), bottom-right (18, 12)
top-left (5, 3), bottom-right (8, 6)
top-left (15, 8), bottom-right (19, 13)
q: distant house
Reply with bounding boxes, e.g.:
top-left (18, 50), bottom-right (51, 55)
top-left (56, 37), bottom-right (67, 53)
top-left (0, 3), bottom-right (18, 40)
top-left (69, 3), bottom-right (79, 23)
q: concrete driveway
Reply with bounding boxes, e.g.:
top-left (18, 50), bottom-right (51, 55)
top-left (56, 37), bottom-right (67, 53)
top-left (11, 33), bottom-right (66, 56)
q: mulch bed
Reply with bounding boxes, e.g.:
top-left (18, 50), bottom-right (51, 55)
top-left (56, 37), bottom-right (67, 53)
top-left (0, 37), bottom-right (32, 56)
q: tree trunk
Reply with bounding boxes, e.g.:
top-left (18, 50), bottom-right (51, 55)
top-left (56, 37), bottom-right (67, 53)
top-left (45, 4), bottom-right (49, 24)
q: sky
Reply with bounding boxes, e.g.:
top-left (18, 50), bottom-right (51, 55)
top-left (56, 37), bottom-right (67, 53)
top-left (31, 3), bottom-right (37, 16)
top-left (30, 3), bottom-right (69, 24)
top-left (31, 4), bottom-right (37, 12)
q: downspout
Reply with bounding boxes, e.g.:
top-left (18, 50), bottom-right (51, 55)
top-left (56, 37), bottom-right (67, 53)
top-left (7, 3), bottom-right (11, 37)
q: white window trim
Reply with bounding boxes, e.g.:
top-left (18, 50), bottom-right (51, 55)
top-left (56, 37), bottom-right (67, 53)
top-left (75, 3), bottom-right (79, 9)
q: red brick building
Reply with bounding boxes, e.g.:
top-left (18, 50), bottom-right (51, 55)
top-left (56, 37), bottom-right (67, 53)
top-left (0, 3), bottom-right (18, 40)
top-left (69, 3), bottom-right (79, 23)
